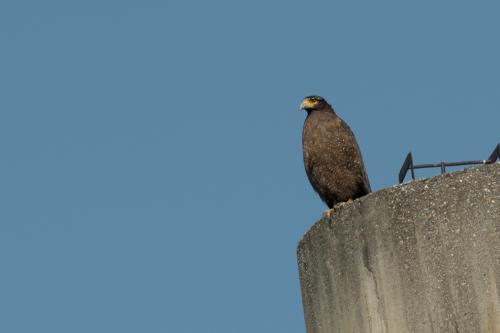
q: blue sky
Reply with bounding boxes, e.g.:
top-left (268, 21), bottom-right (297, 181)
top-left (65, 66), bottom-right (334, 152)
top-left (1, 1), bottom-right (499, 332)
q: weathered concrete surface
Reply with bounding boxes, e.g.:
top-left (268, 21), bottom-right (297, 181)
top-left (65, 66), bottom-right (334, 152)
top-left (298, 164), bottom-right (500, 333)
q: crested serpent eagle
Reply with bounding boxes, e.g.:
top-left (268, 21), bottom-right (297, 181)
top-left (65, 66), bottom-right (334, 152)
top-left (300, 96), bottom-right (371, 213)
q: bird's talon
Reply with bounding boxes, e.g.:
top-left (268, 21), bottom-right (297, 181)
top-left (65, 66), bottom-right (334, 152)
top-left (323, 208), bottom-right (335, 219)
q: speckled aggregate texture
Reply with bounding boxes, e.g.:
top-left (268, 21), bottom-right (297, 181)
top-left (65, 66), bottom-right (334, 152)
top-left (298, 164), bottom-right (500, 333)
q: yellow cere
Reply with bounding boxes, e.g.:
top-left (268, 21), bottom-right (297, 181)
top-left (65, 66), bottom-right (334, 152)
top-left (301, 98), bottom-right (318, 109)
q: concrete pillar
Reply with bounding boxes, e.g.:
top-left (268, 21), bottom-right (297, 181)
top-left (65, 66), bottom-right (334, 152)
top-left (298, 164), bottom-right (500, 333)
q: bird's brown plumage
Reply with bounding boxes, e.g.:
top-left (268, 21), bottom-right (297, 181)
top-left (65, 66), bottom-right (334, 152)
top-left (301, 96), bottom-right (371, 208)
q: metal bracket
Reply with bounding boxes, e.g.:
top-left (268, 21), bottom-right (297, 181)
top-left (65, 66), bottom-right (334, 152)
top-left (398, 143), bottom-right (500, 184)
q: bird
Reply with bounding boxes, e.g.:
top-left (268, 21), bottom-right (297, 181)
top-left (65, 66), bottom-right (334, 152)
top-left (300, 95), bottom-right (371, 216)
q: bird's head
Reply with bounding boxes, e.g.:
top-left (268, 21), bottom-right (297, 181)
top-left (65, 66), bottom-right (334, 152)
top-left (300, 95), bottom-right (330, 113)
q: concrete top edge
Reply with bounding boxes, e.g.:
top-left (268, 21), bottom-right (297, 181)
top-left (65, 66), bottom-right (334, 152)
top-left (298, 163), bottom-right (500, 250)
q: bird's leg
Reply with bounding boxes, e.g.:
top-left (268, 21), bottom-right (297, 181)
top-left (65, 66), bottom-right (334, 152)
top-left (323, 208), bottom-right (335, 219)
top-left (323, 199), bottom-right (355, 219)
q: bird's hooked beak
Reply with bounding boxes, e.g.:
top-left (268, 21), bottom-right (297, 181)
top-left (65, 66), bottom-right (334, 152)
top-left (300, 98), bottom-right (315, 111)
